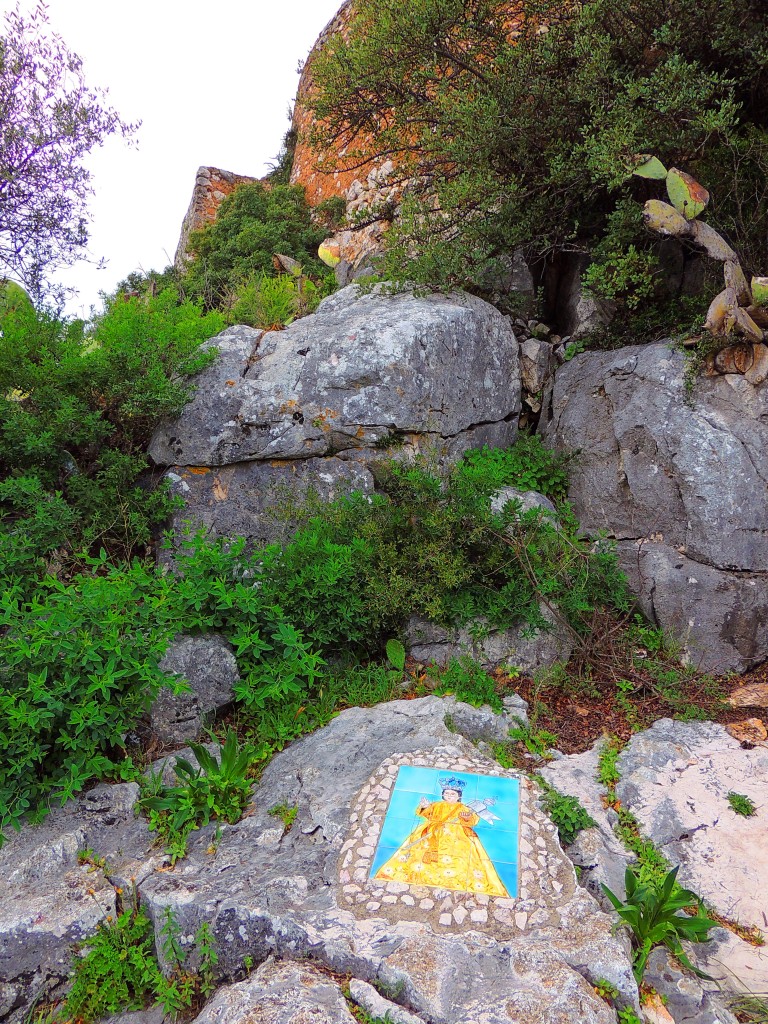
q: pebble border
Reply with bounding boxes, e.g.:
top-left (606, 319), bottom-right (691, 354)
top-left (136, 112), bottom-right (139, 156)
top-left (338, 748), bottom-right (577, 936)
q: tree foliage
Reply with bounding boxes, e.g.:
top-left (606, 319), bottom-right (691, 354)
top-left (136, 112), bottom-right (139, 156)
top-left (0, 2), bottom-right (138, 300)
top-left (182, 181), bottom-right (327, 310)
top-left (308, 0), bottom-right (768, 292)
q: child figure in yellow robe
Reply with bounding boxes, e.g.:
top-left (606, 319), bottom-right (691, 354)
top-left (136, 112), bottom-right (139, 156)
top-left (374, 778), bottom-right (509, 897)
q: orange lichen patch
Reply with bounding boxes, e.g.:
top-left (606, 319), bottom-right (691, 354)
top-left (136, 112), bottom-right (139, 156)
top-left (185, 467), bottom-right (211, 476)
top-left (213, 476), bottom-right (230, 502)
top-left (356, 426), bottom-right (366, 439)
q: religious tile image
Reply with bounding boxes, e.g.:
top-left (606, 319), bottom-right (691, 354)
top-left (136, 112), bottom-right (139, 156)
top-left (370, 767), bottom-right (519, 897)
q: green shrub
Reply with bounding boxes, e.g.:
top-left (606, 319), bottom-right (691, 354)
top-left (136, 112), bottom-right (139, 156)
top-left (430, 656), bottom-right (502, 712)
top-left (0, 557), bottom-right (176, 840)
top-left (229, 270), bottom-right (334, 329)
top-left (182, 182), bottom-right (326, 310)
top-left (64, 906), bottom-right (164, 1020)
top-left (309, 0), bottom-right (768, 306)
top-left (0, 288), bottom-right (223, 587)
top-left (63, 904), bottom-right (218, 1021)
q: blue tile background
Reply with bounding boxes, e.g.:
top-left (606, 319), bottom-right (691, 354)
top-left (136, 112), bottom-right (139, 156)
top-left (368, 766), bottom-right (520, 896)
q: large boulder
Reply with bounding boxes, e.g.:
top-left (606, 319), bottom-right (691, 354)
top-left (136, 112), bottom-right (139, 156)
top-left (161, 456), bottom-right (374, 551)
top-left (149, 286), bottom-right (521, 469)
top-left (541, 343), bottom-right (768, 672)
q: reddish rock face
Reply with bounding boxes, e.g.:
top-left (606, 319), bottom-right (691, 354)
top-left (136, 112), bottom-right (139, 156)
top-left (289, 1), bottom-right (378, 208)
top-left (174, 165), bottom-right (260, 269)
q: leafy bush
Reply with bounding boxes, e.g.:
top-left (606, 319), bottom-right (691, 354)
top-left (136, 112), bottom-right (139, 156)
top-left (63, 904), bottom-right (217, 1021)
top-left (430, 656), bottom-right (502, 712)
top-left (0, 557), bottom-right (176, 840)
top-left (602, 865), bottom-right (718, 982)
top-left (64, 906), bottom-right (164, 1020)
top-left (0, 289), bottom-right (223, 587)
top-left (1, 441), bottom-right (628, 839)
top-left (182, 182), bottom-right (327, 310)
top-left (309, 0), bottom-right (768, 304)
top-left (229, 270), bottom-right (333, 329)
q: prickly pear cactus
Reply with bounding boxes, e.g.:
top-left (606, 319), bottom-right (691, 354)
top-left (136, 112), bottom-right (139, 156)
top-left (632, 155), bottom-right (768, 369)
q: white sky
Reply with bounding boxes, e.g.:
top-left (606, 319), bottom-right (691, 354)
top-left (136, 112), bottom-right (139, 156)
top-left (2, 0), bottom-right (342, 317)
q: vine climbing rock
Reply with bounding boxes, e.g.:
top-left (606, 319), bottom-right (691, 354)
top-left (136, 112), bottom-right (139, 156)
top-left (541, 342), bottom-right (768, 673)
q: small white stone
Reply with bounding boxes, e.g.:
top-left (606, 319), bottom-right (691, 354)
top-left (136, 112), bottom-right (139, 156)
top-left (519, 839), bottom-right (533, 855)
top-left (353, 869), bottom-right (367, 882)
top-left (439, 913), bottom-right (452, 926)
top-left (382, 895), bottom-right (398, 905)
top-left (401, 895), bottom-right (415, 906)
top-left (349, 813), bottom-right (359, 824)
top-left (515, 912), bottom-right (528, 930)
top-left (419, 899), bottom-right (435, 910)
top-left (386, 881), bottom-right (409, 894)
top-left (470, 909), bottom-right (488, 924)
top-left (358, 846), bottom-right (374, 858)
top-left (366, 902), bottom-right (381, 912)
top-left (535, 837), bottom-right (546, 850)
top-left (453, 907), bottom-right (468, 924)
top-left (476, 894), bottom-right (489, 906)
top-left (495, 898), bottom-right (516, 909)
top-left (552, 880), bottom-right (563, 893)
top-left (343, 884), bottom-right (360, 894)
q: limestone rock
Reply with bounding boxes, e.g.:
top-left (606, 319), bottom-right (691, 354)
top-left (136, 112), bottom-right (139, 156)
top-left (137, 697), bottom-right (636, 1021)
top-left (405, 603), bottom-right (572, 675)
top-left (151, 634), bottom-right (240, 746)
top-left (540, 740), bottom-right (634, 903)
top-left (162, 456), bottom-right (374, 552)
top-left (725, 718), bottom-right (767, 744)
top-left (519, 337), bottom-right (556, 396)
top-left (540, 719), bottom-right (768, 1001)
top-left (555, 256), bottom-right (615, 339)
top-left (643, 947), bottom-right (739, 1024)
top-left (1, 697), bottom-right (638, 1024)
top-left (0, 783), bottom-right (154, 1016)
top-left (149, 286), bottom-right (521, 469)
top-left (542, 343), bottom-right (768, 672)
top-left (618, 539), bottom-right (768, 674)
top-left (728, 682), bottom-right (768, 709)
top-left (348, 979), bottom-right (424, 1024)
top-left (188, 959), bottom-right (357, 1024)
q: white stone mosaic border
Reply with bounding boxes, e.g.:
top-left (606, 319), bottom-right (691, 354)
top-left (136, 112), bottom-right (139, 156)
top-left (338, 748), bottom-right (576, 936)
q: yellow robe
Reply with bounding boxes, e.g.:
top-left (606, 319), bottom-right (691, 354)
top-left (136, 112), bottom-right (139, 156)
top-left (374, 799), bottom-right (509, 897)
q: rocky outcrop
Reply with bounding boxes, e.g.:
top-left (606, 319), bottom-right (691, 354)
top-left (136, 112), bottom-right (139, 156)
top-left (290, 2), bottom-right (363, 208)
top-left (543, 718), bottom-right (768, 1019)
top-left (542, 342), bottom-right (768, 672)
top-left (161, 456), bottom-right (374, 551)
top-left (151, 635), bottom-right (240, 746)
top-left (0, 697), bottom-right (637, 1024)
top-left (149, 285), bottom-right (521, 510)
top-left (174, 167), bottom-right (260, 270)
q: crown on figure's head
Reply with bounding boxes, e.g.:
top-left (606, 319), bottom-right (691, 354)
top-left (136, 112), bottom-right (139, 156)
top-left (439, 776), bottom-right (466, 792)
